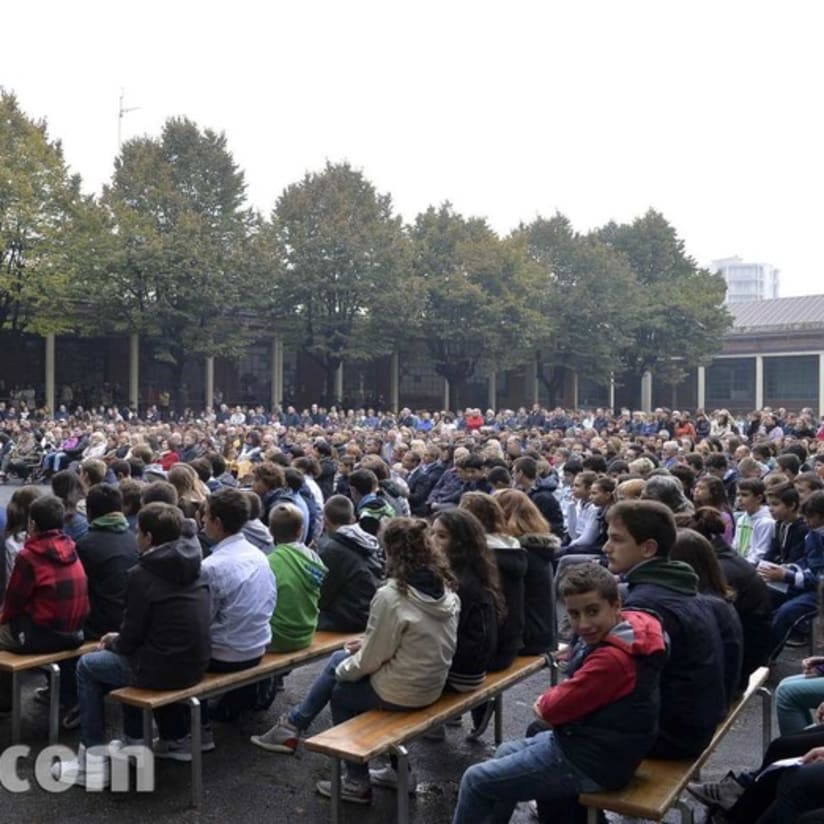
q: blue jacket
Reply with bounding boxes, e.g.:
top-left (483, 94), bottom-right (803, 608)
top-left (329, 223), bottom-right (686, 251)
top-left (624, 558), bottom-right (729, 759)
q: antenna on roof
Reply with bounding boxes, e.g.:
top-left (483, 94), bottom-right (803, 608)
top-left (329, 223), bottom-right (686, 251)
top-left (118, 89), bottom-right (141, 150)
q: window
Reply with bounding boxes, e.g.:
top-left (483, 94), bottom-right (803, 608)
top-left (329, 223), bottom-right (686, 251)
top-left (764, 356), bottom-right (818, 402)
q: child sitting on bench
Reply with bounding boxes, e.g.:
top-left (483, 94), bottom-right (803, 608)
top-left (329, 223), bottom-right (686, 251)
top-left (451, 563), bottom-right (666, 824)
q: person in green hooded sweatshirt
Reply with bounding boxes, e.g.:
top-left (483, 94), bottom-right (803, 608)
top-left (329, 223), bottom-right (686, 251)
top-left (267, 503), bottom-right (327, 652)
top-left (604, 499), bottom-right (738, 760)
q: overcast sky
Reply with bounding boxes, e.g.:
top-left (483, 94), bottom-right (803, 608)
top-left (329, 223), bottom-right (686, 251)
top-left (3, 1), bottom-right (821, 296)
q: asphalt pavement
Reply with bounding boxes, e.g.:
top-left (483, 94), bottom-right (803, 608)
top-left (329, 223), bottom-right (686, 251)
top-left (0, 482), bottom-right (804, 824)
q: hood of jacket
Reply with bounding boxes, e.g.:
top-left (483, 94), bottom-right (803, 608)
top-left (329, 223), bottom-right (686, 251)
top-left (392, 575), bottom-right (460, 621)
top-left (601, 609), bottom-right (667, 657)
top-left (333, 524), bottom-right (384, 574)
top-left (533, 473), bottom-right (559, 493)
top-left (518, 532), bottom-right (561, 557)
top-left (487, 534), bottom-right (528, 577)
top-left (90, 512), bottom-right (130, 534)
top-left (242, 518), bottom-right (274, 552)
top-left (24, 530), bottom-right (78, 565)
top-left (140, 518), bottom-right (203, 585)
top-left (626, 556), bottom-right (699, 595)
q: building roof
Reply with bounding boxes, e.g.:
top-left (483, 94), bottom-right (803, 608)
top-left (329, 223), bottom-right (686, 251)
top-left (728, 295), bottom-right (824, 333)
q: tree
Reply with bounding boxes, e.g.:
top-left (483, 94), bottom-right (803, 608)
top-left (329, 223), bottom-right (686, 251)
top-left (410, 204), bottom-right (540, 408)
top-left (0, 90), bottom-right (96, 336)
top-left (267, 162), bottom-right (408, 401)
top-left (94, 117), bottom-right (259, 386)
top-left (597, 209), bottom-right (732, 378)
top-left (516, 213), bottom-right (640, 405)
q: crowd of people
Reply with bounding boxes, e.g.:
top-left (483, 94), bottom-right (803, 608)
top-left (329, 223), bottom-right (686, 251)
top-left (1, 398), bottom-right (824, 821)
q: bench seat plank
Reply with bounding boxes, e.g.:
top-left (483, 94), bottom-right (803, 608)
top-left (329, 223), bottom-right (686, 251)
top-left (109, 631), bottom-right (358, 709)
top-left (579, 666), bottom-right (770, 820)
top-left (305, 654), bottom-right (548, 763)
top-left (0, 640), bottom-right (99, 672)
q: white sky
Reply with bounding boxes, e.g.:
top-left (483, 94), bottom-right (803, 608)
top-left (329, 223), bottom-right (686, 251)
top-left (3, 1), bottom-right (822, 296)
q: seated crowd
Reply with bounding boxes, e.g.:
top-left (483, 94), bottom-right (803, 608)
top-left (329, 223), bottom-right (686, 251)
top-left (1, 400), bottom-right (824, 820)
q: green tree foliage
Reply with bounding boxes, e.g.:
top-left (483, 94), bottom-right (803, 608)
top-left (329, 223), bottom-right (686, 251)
top-left (597, 209), bottom-right (731, 377)
top-left (0, 90), bottom-right (96, 335)
top-left (410, 204), bottom-right (540, 407)
top-left (267, 161), bottom-right (408, 399)
top-left (95, 117), bottom-right (259, 381)
top-left (517, 213), bottom-right (639, 404)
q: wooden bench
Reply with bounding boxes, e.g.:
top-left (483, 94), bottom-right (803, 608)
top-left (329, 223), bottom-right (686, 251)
top-left (304, 653), bottom-right (552, 824)
top-left (108, 630), bottom-right (358, 806)
top-left (578, 666), bottom-right (773, 824)
top-left (0, 640), bottom-right (98, 744)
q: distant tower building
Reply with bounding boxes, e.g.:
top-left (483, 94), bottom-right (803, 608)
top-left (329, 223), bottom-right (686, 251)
top-left (712, 256), bottom-right (780, 304)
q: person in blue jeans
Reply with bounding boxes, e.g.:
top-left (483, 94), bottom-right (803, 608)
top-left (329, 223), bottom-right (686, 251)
top-left (53, 503), bottom-right (211, 788)
top-left (452, 563), bottom-right (666, 824)
top-left (761, 490), bottom-right (824, 659)
top-left (251, 517), bottom-right (459, 805)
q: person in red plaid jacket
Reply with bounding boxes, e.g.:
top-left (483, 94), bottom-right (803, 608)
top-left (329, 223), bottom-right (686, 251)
top-left (0, 495), bottom-right (89, 709)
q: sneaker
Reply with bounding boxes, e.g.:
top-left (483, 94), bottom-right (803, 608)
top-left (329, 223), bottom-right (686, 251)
top-left (62, 704), bottom-right (81, 730)
top-left (250, 714), bottom-right (300, 754)
top-left (154, 727), bottom-right (215, 762)
top-left (33, 686), bottom-right (52, 707)
top-left (50, 744), bottom-right (110, 790)
top-left (369, 765), bottom-right (418, 794)
top-left (316, 777), bottom-right (373, 805)
top-left (422, 725), bottom-right (445, 742)
top-left (687, 771), bottom-right (746, 810)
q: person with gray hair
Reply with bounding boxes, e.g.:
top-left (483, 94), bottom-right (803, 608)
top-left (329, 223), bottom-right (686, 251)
top-left (642, 474), bottom-right (695, 518)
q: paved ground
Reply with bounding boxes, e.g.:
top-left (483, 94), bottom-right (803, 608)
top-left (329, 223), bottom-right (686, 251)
top-left (0, 482), bottom-right (805, 824)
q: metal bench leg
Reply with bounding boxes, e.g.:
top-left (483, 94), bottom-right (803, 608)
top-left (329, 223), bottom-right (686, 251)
top-left (494, 694), bottom-right (504, 745)
top-left (330, 757), bottom-right (341, 824)
top-left (586, 808), bottom-right (599, 824)
top-left (675, 797), bottom-right (695, 824)
top-left (11, 671), bottom-right (21, 744)
top-left (758, 686), bottom-right (773, 755)
top-left (393, 745), bottom-right (410, 824)
top-left (188, 698), bottom-right (202, 808)
top-left (46, 663), bottom-right (60, 745)
top-left (142, 708), bottom-right (153, 748)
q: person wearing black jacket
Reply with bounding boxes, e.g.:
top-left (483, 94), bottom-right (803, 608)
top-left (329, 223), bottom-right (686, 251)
top-left (316, 496), bottom-right (383, 632)
top-left (54, 503), bottom-right (210, 788)
top-left (75, 484), bottom-right (139, 640)
top-left (513, 456), bottom-right (564, 539)
top-left (606, 500), bottom-right (730, 760)
top-left (687, 506), bottom-right (773, 686)
top-left (431, 509), bottom-right (503, 691)
top-left (313, 441), bottom-right (337, 502)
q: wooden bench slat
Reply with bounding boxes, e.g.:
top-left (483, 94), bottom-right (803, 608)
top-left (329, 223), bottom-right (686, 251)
top-left (109, 631), bottom-right (358, 709)
top-left (579, 666), bottom-right (770, 819)
top-left (304, 655), bottom-right (548, 762)
top-left (0, 640), bottom-right (99, 672)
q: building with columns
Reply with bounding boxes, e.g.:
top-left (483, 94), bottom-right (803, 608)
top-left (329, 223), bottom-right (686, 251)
top-left (6, 294), bottom-right (824, 416)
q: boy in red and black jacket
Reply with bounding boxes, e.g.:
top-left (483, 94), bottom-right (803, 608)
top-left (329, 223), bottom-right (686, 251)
top-left (0, 495), bottom-right (88, 708)
top-left (452, 563), bottom-right (666, 824)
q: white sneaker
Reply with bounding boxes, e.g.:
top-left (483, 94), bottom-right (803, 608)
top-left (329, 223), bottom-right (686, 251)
top-left (369, 765), bottom-right (418, 794)
top-left (154, 727), bottom-right (215, 762)
top-left (50, 744), bottom-right (110, 790)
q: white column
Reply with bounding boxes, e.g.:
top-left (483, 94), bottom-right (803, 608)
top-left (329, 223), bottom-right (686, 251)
top-left (641, 371), bottom-right (653, 413)
top-left (697, 365), bottom-right (707, 410)
top-left (270, 335), bottom-right (283, 410)
top-left (129, 333), bottom-right (139, 409)
top-left (608, 373), bottom-right (616, 412)
top-left (488, 371), bottom-right (497, 410)
top-left (390, 350), bottom-right (399, 412)
top-left (755, 355), bottom-right (764, 410)
top-left (818, 354), bottom-right (824, 419)
top-left (571, 370), bottom-right (579, 410)
top-left (334, 362), bottom-right (343, 404)
top-left (45, 333), bottom-right (55, 414)
top-left (442, 378), bottom-right (450, 411)
top-left (528, 359), bottom-right (539, 406)
top-left (205, 357), bottom-right (215, 411)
